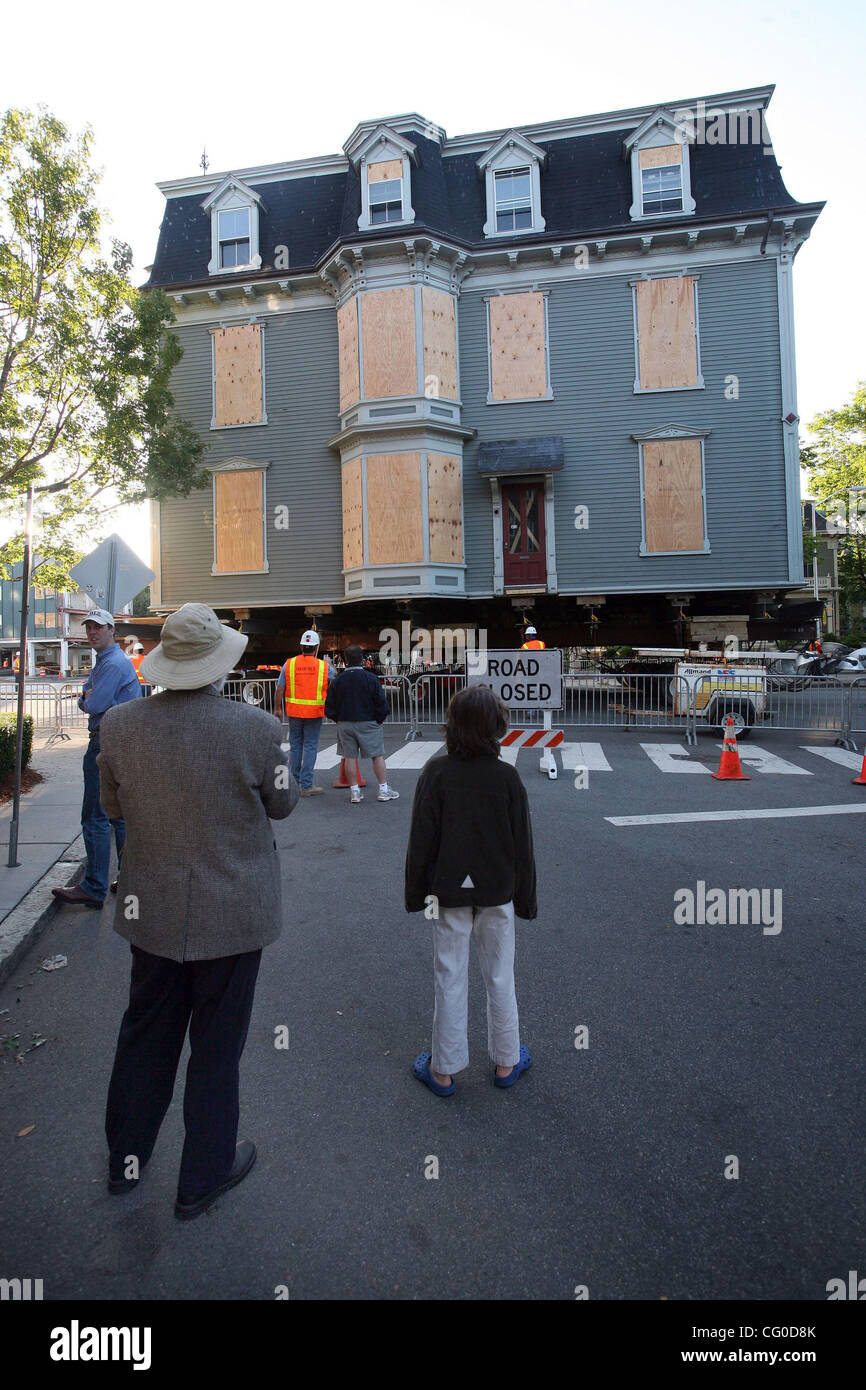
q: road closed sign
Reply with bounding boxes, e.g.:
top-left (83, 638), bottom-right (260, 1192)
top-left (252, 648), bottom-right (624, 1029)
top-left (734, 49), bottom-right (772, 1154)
top-left (466, 649), bottom-right (563, 710)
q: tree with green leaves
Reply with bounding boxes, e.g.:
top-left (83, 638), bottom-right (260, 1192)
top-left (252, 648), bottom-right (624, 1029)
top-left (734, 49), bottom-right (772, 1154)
top-left (802, 382), bottom-right (866, 639)
top-left (0, 106), bottom-right (206, 588)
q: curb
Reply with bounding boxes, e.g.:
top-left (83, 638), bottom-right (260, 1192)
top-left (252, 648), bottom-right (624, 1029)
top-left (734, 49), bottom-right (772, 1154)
top-left (0, 835), bottom-right (86, 989)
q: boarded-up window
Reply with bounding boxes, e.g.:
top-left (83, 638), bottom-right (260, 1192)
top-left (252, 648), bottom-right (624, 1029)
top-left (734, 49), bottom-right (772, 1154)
top-left (337, 299), bottom-right (360, 412)
top-left (366, 453), bottom-right (423, 564)
top-left (427, 453), bottom-right (462, 563)
top-left (368, 159), bottom-right (403, 183)
top-left (213, 324), bottom-right (264, 426)
top-left (422, 289), bottom-right (458, 401)
top-left (214, 470), bottom-right (265, 572)
top-left (361, 288), bottom-right (417, 398)
top-left (488, 291), bottom-right (548, 401)
top-left (635, 277), bottom-right (698, 390)
top-left (341, 457), bottom-right (364, 569)
top-left (642, 440), bottom-right (705, 553)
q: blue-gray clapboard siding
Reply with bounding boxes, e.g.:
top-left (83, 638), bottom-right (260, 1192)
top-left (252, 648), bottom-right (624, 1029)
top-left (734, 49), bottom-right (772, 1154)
top-left (159, 308), bottom-right (344, 608)
top-left (159, 256), bottom-right (791, 609)
top-left (458, 256), bottom-right (789, 596)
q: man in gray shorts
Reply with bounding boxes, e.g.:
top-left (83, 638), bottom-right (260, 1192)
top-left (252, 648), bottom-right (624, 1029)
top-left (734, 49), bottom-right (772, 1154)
top-left (324, 645), bottom-right (399, 805)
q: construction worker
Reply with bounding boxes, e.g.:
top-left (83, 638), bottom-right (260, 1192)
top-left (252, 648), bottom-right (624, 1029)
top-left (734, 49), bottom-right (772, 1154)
top-left (521, 626), bottom-right (546, 650)
top-left (129, 643), bottom-right (147, 684)
top-left (276, 630), bottom-right (333, 796)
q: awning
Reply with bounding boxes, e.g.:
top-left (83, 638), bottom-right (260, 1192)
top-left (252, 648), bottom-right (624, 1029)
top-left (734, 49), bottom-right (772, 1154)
top-left (477, 436), bottom-right (564, 477)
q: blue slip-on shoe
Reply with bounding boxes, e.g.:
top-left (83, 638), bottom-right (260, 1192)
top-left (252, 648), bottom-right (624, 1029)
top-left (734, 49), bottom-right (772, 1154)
top-left (413, 1052), bottom-right (455, 1096)
top-left (494, 1044), bottom-right (532, 1088)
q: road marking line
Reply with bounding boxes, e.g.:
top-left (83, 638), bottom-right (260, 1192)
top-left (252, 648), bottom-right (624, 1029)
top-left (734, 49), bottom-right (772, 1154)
top-left (558, 742), bottom-right (612, 772)
top-left (314, 744), bottom-right (343, 769)
top-left (640, 742), bottom-right (710, 774)
top-left (800, 745), bottom-right (864, 771)
top-left (607, 804), bottom-right (866, 827)
top-left (715, 744), bottom-right (811, 775)
top-left (385, 741), bottom-right (444, 768)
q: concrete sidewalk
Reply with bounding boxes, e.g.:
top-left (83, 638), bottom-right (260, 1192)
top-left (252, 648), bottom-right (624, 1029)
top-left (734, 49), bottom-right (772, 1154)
top-left (0, 731), bottom-right (88, 981)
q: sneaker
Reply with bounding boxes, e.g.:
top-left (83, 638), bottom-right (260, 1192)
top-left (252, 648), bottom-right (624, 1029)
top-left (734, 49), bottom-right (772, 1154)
top-left (377, 787), bottom-right (399, 802)
top-left (350, 790), bottom-right (363, 804)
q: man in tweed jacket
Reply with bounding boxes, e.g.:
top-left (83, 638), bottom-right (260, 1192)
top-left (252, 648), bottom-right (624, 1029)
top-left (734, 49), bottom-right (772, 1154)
top-left (98, 604), bottom-right (298, 1219)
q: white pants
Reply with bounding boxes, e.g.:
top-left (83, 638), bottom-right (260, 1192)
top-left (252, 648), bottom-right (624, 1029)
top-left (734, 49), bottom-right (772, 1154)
top-left (431, 902), bottom-right (520, 1074)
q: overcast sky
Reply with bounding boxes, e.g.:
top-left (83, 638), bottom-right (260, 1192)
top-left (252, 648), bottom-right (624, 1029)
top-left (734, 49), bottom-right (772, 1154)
top-left (4, 0), bottom-right (864, 564)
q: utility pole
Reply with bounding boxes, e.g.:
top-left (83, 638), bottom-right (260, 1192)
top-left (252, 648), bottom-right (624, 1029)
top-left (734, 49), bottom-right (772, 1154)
top-left (8, 483), bottom-right (34, 867)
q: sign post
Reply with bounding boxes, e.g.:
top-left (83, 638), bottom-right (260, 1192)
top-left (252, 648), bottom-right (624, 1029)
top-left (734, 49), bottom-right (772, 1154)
top-left (466, 649), bottom-right (564, 779)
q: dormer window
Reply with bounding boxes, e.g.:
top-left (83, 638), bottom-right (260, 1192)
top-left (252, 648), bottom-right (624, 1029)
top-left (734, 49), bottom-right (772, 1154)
top-left (347, 126), bottom-right (418, 233)
top-left (494, 169), bottom-right (533, 232)
top-left (640, 153), bottom-right (683, 214)
top-left (624, 111), bottom-right (696, 221)
top-left (478, 131), bottom-right (546, 239)
top-left (218, 208), bottom-right (251, 267)
top-left (203, 176), bottom-right (263, 277)
top-left (369, 176), bottom-right (403, 224)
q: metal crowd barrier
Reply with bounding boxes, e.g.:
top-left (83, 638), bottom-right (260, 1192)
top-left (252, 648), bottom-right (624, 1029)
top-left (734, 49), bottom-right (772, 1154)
top-left (847, 676), bottom-right (866, 746)
top-left (690, 673), bottom-right (859, 747)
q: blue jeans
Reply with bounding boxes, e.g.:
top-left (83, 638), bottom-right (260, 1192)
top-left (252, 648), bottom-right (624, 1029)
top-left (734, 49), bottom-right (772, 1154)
top-left (80, 734), bottom-right (125, 901)
top-left (288, 716), bottom-right (323, 790)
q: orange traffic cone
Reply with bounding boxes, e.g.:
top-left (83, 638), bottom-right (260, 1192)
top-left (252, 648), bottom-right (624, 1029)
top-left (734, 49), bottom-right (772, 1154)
top-left (853, 752), bottom-right (866, 786)
top-left (712, 717), bottom-right (750, 780)
top-left (333, 758), bottom-right (367, 789)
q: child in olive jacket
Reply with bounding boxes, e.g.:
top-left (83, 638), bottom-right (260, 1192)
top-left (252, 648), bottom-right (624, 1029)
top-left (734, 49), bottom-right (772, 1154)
top-left (405, 685), bottom-right (537, 1096)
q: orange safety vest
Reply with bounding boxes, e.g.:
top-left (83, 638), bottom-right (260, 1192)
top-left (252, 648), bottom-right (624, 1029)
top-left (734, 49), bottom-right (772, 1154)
top-left (521, 639), bottom-right (546, 649)
top-left (130, 653), bottom-right (146, 683)
top-left (284, 654), bottom-right (328, 718)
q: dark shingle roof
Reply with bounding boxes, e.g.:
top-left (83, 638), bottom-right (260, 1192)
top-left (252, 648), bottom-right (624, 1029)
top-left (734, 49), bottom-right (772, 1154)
top-left (146, 121), bottom-right (814, 289)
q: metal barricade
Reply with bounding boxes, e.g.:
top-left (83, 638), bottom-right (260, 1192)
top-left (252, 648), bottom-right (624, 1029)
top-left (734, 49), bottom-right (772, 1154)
top-left (691, 672), bottom-right (853, 745)
top-left (222, 675), bottom-right (280, 717)
top-left (848, 676), bottom-right (866, 746)
top-left (563, 672), bottom-right (696, 741)
top-left (0, 681), bottom-right (89, 735)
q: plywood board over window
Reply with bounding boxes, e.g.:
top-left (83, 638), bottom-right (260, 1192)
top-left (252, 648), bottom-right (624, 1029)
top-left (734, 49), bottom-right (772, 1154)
top-left (213, 324), bottom-right (263, 426)
top-left (638, 144), bottom-right (683, 169)
top-left (489, 291), bottom-right (548, 401)
top-left (341, 457), bottom-right (364, 570)
top-left (366, 453), bottom-right (423, 564)
top-left (643, 439), bottom-right (704, 552)
top-left (214, 470), bottom-right (264, 572)
top-left (427, 453), bottom-right (463, 563)
top-left (361, 287), bottom-right (417, 398)
top-left (337, 299), bottom-right (360, 412)
top-left (422, 288), bottom-right (458, 401)
top-left (636, 277), bottom-right (698, 390)
top-left (368, 159), bottom-right (402, 182)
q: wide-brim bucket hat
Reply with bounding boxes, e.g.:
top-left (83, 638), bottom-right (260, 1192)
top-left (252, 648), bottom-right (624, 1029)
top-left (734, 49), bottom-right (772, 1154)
top-left (140, 603), bottom-right (248, 689)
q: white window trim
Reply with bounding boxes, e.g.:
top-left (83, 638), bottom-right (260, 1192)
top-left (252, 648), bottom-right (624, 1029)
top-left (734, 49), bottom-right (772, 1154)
top-left (484, 290), bottom-right (554, 405)
top-left (358, 151), bottom-right (415, 232)
top-left (203, 177), bottom-right (264, 277)
top-left (210, 319), bottom-right (268, 430)
top-left (625, 115), bottom-right (696, 222)
top-left (480, 134), bottom-right (546, 239)
top-left (207, 458), bottom-right (270, 576)
top-left (633, 425), bottom-right (711, 557)
top-left (630, 274), bottom-right (705, 394)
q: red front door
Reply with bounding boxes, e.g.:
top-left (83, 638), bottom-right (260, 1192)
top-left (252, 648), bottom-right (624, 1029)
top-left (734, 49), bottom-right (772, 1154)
top-left (502, 481), bottom-right (546, 586)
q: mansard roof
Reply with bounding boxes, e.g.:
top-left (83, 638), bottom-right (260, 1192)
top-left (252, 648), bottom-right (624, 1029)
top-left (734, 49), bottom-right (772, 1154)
top-left (145, 89), bottom-right (820, 290)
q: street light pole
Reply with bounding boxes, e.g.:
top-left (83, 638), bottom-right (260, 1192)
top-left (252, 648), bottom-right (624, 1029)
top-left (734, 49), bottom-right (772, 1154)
top-left (8, 483), bottom-right (35, 868)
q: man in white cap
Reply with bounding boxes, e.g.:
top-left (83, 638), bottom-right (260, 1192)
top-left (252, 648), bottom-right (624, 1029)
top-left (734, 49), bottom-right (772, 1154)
top-left (52, 609), bottom-right (141, 908)
top-left (275, 629), bottom-right (334, 797)
top-left (96, 603), bottom-right (298, 1219)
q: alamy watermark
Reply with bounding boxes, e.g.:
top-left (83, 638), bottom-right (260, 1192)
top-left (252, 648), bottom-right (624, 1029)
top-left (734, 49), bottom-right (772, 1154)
top-left (673, 881), bottom-right (782, 935)
top-left (673, 101), bottom-right (772, 156)
top-left (379, 620), bottom-right (486, 667)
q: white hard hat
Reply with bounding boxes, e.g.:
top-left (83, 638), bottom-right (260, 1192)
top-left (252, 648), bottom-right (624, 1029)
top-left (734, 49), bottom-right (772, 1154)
top-left (300, 629), bottom-right (320, 646)
top-left (132, 643), bottom-right (144, 653)
top-left (524, 625), bottom-right (537, 637)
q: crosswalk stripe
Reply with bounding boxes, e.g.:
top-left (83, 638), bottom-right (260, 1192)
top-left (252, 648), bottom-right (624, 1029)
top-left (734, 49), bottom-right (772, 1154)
top-left (800, 745), bottom-right (864, 772)
top-left (717, 744), bottom-right (811, 775)
top-left (314, 744), bottom-right (343, 770)
top-left (640, 742), bottom-right (710, 774)
top-left (385, 741), bottom-right (444, 768)
top-left (558, 742), bottom-right (612, 772)
top-left (499, 743), bottom-right (521, 766)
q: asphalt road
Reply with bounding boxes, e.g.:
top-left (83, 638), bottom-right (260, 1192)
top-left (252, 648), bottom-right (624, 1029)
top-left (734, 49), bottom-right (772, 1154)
top-left (1, 727), bottom-right (863, 1300)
